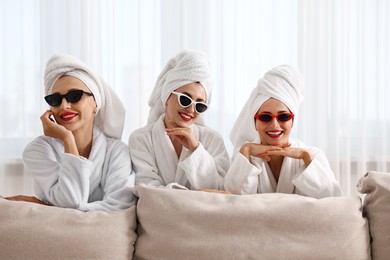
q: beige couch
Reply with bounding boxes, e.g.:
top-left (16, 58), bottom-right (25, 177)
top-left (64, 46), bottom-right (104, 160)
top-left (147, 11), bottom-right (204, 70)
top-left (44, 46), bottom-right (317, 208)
top-left (0, 171), bottom-right (389, 260)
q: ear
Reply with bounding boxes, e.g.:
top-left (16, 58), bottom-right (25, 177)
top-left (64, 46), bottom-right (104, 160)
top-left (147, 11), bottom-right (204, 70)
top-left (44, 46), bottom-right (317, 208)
top-left (93, 106), bottom-right (98, 114)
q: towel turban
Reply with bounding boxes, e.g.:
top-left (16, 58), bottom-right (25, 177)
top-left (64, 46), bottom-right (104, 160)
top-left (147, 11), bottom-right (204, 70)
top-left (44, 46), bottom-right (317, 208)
top-left (229, 65), bottom-right (304, 154)
top-left (44, 53), bottom-right (126, 139)
top-left (147, 50), bottom-right (213, 125)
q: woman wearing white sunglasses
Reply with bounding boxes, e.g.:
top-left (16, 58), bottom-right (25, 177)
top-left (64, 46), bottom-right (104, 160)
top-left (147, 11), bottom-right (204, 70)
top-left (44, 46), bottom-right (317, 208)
top-left (5, 53), bottom-right (136, 211)
top-left (224, 65), bottom-right (342, 198)
top-left (129, 50), bottom-right (229, 190)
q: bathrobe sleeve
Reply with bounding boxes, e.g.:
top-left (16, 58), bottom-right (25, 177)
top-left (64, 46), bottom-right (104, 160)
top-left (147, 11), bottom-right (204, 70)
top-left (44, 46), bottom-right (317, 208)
top-left (178, 127), bottom-right (230, 190)
top-left (224, 152), bottom-right (262, 194)
top-left (291, 148), bottom-right (342, 198)
top-left (23, 137), bottom-right (135, 211)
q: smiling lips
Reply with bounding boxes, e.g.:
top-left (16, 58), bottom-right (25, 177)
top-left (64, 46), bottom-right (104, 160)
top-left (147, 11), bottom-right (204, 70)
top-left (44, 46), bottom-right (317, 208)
top-left (267, 130), bottom-right (283, 138)
top-left (60, 112), bottom-right (78, 122)
top-left (179, 112), bottom-right (193, 122)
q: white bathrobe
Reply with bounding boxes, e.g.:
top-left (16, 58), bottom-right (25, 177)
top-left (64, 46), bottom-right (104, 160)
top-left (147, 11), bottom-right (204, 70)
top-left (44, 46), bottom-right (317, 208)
top-left (23, 127), bottom-right (136, 211)
top-left (224, 139), bottom-right (342, 198)
top-left (129, 115), bottom-right (230, 190)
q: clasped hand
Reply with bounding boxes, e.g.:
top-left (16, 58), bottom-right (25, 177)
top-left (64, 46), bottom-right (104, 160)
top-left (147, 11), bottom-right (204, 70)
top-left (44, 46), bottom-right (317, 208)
top-left (166, 121), bottom-right (199, 152)
top-left (240, 143), bottom-right (313, 166)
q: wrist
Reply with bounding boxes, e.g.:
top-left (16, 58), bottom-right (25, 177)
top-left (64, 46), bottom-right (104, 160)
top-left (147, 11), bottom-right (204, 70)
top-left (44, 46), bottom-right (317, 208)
top-left (63, 134), bottom-right (78, 155)
top-left (302, 151), bottom-right (313, 166)
top-left (239, 144), bottom-right (251, 160)
top-left (190, 142), bottom-right (200, 152)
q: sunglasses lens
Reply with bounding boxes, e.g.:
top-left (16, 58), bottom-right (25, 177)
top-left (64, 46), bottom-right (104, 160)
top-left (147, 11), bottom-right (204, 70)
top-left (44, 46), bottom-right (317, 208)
top-left (258, 114), bottom-right (272, 122)
top-left (44, 94), bottom-right (62, 107)
top-left (179, 95), bottom-right (192, 107)
top-left (277, 113), bottom-right (293, 122)
top-left (66, 90), bottom-right (84, 103)
top-left (44, 90), bottom-right (86, 107)
top-left (195, 103), bottom-right (208, 113)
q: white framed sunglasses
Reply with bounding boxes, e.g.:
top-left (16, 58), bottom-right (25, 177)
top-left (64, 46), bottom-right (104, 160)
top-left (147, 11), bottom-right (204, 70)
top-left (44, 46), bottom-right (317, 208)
top-left (171, 91), bottom-right (208, 114)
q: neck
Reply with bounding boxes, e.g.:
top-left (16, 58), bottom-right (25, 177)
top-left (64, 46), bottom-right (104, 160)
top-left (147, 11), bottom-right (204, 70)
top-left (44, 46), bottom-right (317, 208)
top-left (163, 116), bottom-right (174, 129)
top-left (72, 127), bottom-right (94, 158)
top-left (268, 155), bottom-right (284, 182)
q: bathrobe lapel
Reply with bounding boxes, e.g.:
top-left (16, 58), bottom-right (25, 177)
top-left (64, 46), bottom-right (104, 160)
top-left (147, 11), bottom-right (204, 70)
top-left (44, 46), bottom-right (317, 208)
top-left (87, 127), bottom-right (107, 191)
top-left (275, 157), bottom-right (296, 194)
top-left (257, 143), bottom-right (296, 195)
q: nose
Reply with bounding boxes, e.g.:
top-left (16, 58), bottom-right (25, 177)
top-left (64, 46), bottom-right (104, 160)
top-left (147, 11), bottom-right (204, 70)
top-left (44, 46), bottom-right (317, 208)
top-left (59, 98), bottom-right (71, 109)
top-left (269, 117), bottom-right (280, 126)
top-left (185, 104), bottom-right (195, 113)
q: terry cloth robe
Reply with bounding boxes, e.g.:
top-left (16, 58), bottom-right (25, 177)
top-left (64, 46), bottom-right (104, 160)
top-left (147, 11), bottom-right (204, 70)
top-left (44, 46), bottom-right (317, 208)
top-left (23, 127), bottom-right (136, 211)
top-left (129, 115), bottom-right (230, 190)
top-left (224, 139), bottom-right (342, 199)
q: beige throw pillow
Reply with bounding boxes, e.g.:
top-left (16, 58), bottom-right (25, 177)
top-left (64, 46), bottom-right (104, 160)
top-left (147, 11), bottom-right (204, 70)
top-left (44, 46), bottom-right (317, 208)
top-left (358, 171), bottom-right (390, 260)
top-left (134, 184), bottom-right (370, 260)
top-left (0, 199), bottom-right (137, 260)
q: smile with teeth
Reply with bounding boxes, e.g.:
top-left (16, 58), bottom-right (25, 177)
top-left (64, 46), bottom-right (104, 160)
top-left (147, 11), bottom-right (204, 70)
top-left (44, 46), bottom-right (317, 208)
top-left (179, 112), bottom-right (193, 121)
top-left (60, 112), bottom-right (78, 122)
top-left (267, 130), bottom-right (283, 137)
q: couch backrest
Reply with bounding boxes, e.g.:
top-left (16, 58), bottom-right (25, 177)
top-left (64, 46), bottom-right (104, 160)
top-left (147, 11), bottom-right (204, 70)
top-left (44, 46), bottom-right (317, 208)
top-left (134, 184), bottom-right (371, 260)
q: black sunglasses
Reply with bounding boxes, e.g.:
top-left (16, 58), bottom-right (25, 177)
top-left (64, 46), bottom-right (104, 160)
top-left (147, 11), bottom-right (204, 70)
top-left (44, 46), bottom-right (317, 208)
top-left (254, 112), bottom-right (295, 122)
top-left (171, 91), bottom-right (208, 114)
top-left (44, 89), bottom-right (94, 107)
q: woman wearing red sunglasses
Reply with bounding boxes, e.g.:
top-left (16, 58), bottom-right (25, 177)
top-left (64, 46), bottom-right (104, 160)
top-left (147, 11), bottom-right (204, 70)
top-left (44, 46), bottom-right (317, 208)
top-left (224, 65), bottom-right (342, 198)
top-left (5, 53), bottom-right (136, 211)
top-left (129, 50), bottom-right (229, 191)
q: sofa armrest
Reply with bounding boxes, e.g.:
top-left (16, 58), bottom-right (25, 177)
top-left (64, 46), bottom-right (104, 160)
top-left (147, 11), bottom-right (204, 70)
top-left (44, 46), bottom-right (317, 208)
top-left (358, 171), bottom-right (390, 260)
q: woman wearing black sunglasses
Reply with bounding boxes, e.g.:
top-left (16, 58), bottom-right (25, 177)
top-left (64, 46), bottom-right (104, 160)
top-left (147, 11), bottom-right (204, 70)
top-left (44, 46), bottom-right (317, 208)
top-left (129, 50), bottom-right (230, 191)
top-left (224, 65), bottom-right (342, 198)
top-left (5, 53), bottom-right (136, 211)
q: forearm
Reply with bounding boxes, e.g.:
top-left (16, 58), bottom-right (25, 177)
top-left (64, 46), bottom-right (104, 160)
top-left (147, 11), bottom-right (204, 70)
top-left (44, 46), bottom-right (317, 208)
top-left (292, 152), bottom-right (342, 198)
top-left (63, 134), bottom-right (79, 156)
top-left (33, 154), bottom-right (92, 208)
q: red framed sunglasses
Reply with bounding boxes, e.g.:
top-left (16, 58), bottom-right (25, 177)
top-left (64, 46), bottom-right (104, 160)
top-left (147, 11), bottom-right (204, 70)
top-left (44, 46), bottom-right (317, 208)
top-left (254, 112), bottom-right (294, 122)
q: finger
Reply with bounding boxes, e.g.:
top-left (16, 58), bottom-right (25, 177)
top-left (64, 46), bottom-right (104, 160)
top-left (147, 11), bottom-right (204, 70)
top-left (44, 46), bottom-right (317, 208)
top-left (263, 151), bottom-right (284, 158)
top-left (41, 109), bottom-right (53, 117)
top-left (166, 128), bottom-right (191, 137)
top-left (263, 146), bottom-right (283, 153)
top-left (5, 195), bottom-right (26, 201)
top-left (276, 143), bottom-right (291, 148)
top-left (40, 110), bottom-right (55, 124)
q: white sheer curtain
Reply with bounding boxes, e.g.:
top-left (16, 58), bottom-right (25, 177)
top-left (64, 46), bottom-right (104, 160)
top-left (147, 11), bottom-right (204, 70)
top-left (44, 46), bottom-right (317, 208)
top-left (1, 0), bottom-right (389, 196)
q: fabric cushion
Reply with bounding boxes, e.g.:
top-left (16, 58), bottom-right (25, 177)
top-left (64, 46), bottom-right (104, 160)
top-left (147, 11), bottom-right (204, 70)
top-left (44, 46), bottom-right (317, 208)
top-left (134, 184), bottom-right (370, 260)
top-left (358, 171), bottom-right (390, 260)
top-left (0, 199), bottom-right (137, 260)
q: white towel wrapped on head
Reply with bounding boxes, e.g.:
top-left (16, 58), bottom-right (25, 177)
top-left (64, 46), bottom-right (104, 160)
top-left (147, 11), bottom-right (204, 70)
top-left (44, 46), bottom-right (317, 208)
top-left (44, 53), bottom-right (126, 140)
top-left (230, 65), bottom-right (304, 155)
top-left (147, 50), bottom-right (213, 125)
